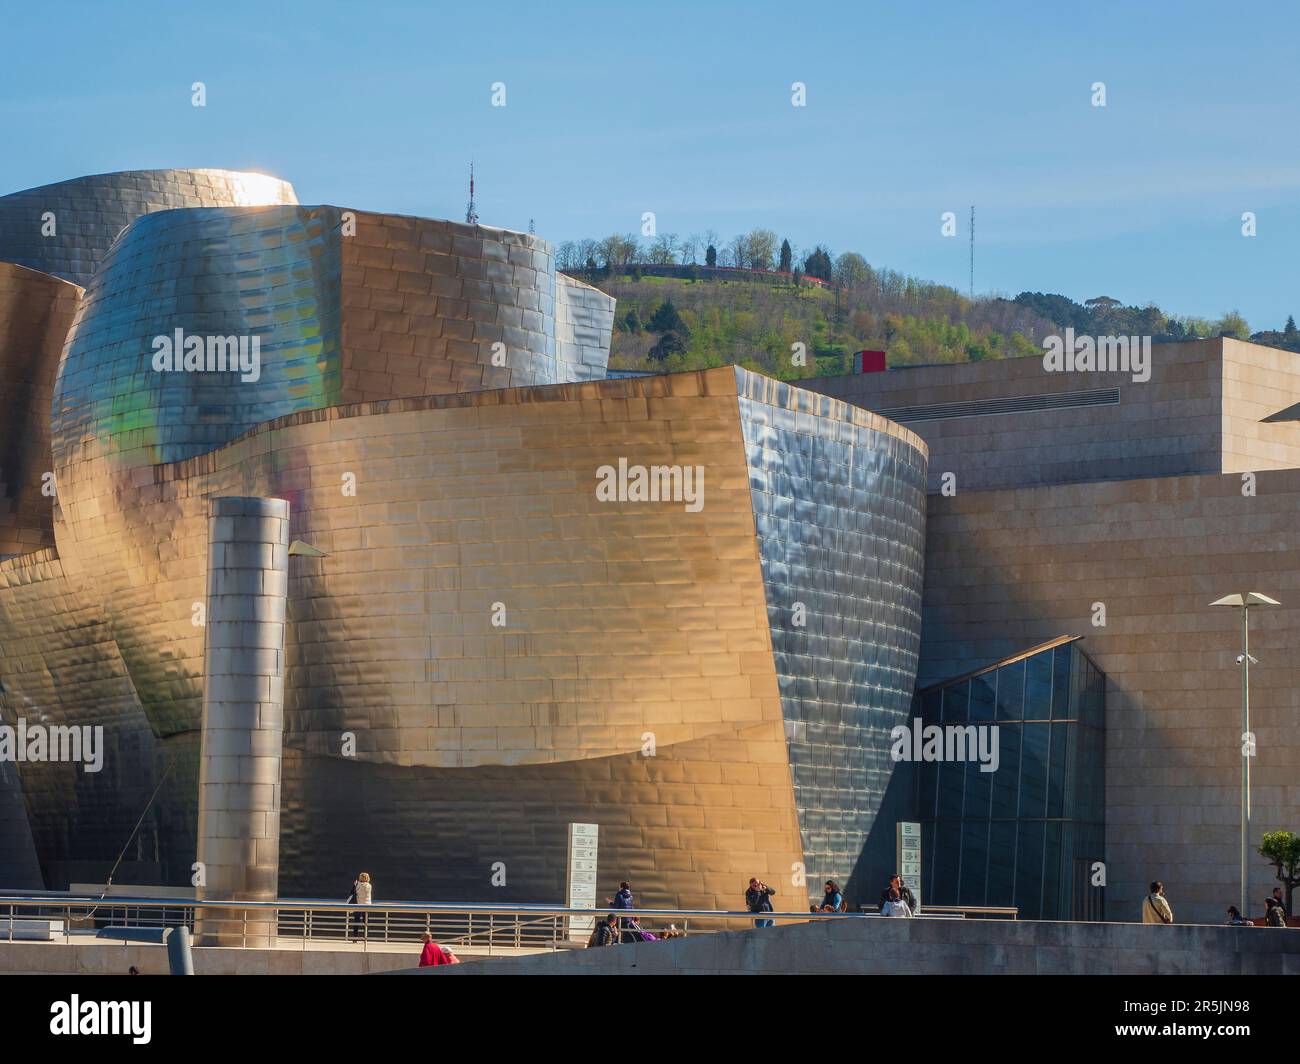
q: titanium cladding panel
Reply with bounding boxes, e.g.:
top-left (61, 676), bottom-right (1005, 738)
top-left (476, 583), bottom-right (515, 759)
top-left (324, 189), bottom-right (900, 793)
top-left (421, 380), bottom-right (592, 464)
top-left (1, 173), bottom-right (927, 907)
top-left (53, 205), bottom-right (346, 472)
top-left (0, 264), bottom-right (82, 556)
top-left (0, 168), bottom-right (298, 288)
top-left (738, 370), bottom-right (928, 892)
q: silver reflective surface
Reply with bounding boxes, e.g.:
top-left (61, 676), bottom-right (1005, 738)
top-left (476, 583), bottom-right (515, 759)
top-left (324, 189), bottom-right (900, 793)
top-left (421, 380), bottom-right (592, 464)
top-left (0, 169), bottom-right (298, 288)
top-left (0, 171), bottom-right (927, 910)
top-left (739, 370), bottom-right (927, 891)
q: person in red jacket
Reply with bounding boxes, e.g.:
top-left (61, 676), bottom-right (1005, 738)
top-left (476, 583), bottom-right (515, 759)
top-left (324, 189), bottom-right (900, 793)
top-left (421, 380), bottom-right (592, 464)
top-left (419, 932), bottom-right (453, 967)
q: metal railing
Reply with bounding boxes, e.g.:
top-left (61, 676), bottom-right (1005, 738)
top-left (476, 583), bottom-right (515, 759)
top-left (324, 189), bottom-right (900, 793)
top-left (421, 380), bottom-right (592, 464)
top-left (861, 904), bottom-right (1019, 920)
top-left (0, 894), bottom-right (1016, 955)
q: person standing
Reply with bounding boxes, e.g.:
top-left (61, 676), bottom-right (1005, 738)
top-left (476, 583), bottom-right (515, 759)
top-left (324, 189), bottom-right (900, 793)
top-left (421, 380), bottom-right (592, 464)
top-left (1141, 881), bottom-right (1173, 924)
top-left (1267, 887), bottom-right (1287, 920)
top-left (880, 887), bottom-right (913, 917)
top-left (607, 881), bottom-right (635, 941)
top-left (1265, 897), bottom-right (1287, 927)
top-left (350, 871), bottom-right (373, 941)
top-left (746, 878), bottom-right (776, 928)
top-left (881, 874), bottom-right (917, 914)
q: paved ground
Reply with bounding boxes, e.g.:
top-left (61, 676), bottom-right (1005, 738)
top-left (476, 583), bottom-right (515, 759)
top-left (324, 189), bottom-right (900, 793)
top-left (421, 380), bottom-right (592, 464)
top-left (0, 930), bottom-right (560, 974)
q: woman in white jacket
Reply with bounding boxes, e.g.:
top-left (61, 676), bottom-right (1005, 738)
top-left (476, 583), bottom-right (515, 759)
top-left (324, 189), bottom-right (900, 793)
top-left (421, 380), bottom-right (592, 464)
top-left (350, 872), bottom-right (372, 940)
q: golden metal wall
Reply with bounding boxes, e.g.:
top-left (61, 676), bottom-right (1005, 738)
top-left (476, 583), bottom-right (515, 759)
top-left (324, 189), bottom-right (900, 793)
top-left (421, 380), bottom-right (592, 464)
top-left (0, 264), bottom-right (81, 557)
top-left (1, 186), bottom-right (923, 908)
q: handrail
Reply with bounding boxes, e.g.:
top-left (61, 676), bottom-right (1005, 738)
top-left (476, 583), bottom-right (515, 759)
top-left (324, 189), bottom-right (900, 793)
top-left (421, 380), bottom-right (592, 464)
top-left (0, 894), bottom-right (1017, 956)
top-left (0, 896), bottom-right (858, 918)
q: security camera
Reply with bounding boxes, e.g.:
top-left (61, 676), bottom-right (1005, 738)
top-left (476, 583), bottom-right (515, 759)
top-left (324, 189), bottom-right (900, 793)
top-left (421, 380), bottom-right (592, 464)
top-left (1236, 654), bottom-right (1259, 665)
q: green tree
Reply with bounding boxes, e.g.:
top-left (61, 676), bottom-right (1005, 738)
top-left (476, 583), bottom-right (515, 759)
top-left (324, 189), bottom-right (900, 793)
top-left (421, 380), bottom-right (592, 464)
top-left (1259, 831), bottom-right (1300, 917)
top-left (705, 244), bottom-right (717, 268)
top-left (746, 228), bottom-right (778, 271)
top-left (834, 252), bottom-right (870, 290)
top-left (648, 331), bottom-right (687, 361)
top-left (804, 246), bottom-right (833, 283)
top-left (1217, 310), bottom-right (1250, 340)
top-left (1014, 291), bottom-right (1091, 331)
top-left (779, 239), bottom-right (793, 274)
top-left (1286, 315), bottom-right (1298, 340)
top-left (648, 299), bottom-right (687, 334)
top-left (623, 308), bottom-right (642, 334)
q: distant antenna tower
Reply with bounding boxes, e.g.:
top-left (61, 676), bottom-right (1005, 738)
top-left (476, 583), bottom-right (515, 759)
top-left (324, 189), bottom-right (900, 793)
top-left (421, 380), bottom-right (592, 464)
top-left (528, 218), bottom-right (535, 235)
top-left (969, 205), bottom-right (975, 300)
top-left (466, 162), bottom-right (479, 225)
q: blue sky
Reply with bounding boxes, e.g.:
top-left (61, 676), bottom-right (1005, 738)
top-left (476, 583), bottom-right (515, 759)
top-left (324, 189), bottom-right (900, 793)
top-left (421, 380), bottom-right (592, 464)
top-left (3, 0), bottom-right (1297, 327)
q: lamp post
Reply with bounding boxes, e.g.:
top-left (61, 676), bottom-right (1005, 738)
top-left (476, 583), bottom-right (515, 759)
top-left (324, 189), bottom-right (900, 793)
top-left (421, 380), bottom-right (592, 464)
top-left (1209, 591), bottom-right (1280, 918)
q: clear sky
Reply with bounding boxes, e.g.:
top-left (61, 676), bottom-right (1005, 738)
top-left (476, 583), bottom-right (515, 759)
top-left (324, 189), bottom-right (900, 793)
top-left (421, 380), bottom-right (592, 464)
top-left (3, 0), bottom-right (1297, 328)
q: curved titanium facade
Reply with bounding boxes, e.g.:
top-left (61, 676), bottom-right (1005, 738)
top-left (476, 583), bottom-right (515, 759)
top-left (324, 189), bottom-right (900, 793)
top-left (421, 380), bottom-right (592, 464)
top-left (0, 549), bottom-right (200, 888)
top-left (175, 368), bottom-right (922, 906)
top-left (0, 174), bottom-right (922, 908)
top-left (0, 264), bottom-right (81, 557)
top-left (739, 375), bottom-right (927, 894)
top-left (49, 204), bottom-right (615, 742)
top-left (53, 205), bottom-right (346, 471)
top-left (0, 168), bottom-right (298, 288)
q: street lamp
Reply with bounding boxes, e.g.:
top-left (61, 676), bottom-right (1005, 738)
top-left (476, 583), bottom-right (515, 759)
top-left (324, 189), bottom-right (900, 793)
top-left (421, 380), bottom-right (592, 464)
top-left (1209, 591), bottom-right (1280, 918)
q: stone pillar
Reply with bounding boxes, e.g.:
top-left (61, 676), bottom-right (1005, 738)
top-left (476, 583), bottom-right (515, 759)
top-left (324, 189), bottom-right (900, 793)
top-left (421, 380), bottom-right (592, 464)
top-left (194, 497), bottom-right (289, 947)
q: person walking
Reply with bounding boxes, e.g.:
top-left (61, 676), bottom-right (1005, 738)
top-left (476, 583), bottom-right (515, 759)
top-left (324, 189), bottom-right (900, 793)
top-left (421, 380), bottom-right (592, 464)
top-left (349, 871), bottom-right (373, 941)
top-left (1264, 897), bottom-right (1287, 927)
top-left (1141, 881), bottom-right (1173, 924)
top-left (607, 881), bottom-right (635, 941)
top-left (746, 878), bottom-right (776, 928)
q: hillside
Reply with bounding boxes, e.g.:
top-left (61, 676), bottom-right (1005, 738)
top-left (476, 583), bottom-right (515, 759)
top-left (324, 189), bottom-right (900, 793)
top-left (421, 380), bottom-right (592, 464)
top-left (589, 271), bottom-right (1052, 380)
top-left (578, 269), bottom-right (1281, 382)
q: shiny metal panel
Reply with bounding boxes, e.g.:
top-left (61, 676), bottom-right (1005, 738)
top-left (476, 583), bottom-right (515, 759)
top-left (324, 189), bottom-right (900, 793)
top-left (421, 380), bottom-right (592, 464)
top-left (195, 497), bottom-right (289, 946)
top-left (1, 174), bottom-right (929, 910)
top-left (0, 168), bottom-right (297, 288)
top-left (737, 367), bottom-right (928, 895)
top-left (0, 264), bottom-right (81, 557)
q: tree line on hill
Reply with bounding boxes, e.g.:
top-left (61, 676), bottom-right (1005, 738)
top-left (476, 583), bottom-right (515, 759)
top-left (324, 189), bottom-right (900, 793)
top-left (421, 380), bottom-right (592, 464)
top-left (557, 229), bottom-right (1300, 375)
top-left (557, 229), bottom-right (839, 282)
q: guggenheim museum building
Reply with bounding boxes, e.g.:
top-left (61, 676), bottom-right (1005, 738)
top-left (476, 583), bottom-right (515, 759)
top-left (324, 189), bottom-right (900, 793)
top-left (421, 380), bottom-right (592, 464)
top-left (0, 168), bottom-right (1293, 927)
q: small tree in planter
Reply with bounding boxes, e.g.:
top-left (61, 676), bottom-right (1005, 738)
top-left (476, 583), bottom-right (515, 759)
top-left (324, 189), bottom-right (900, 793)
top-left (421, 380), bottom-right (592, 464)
top-left (1258, 831), bottom-right (1300, 917)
